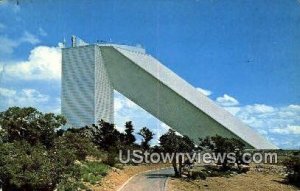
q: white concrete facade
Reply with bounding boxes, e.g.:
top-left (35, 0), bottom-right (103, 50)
top-left (62, 43), bottom-right (277, 149)
top-left (62, 45), bottom-right (113, 127)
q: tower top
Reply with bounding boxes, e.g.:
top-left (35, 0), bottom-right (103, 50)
top-left (71, 35), bottom-right (88, 47)
top-left (71, 35), bottom-right (76, 47)
top-left (69, 35), bottom-right (145, 53)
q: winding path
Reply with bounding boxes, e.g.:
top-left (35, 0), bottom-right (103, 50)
top-left (119, 168), bottom-right (173, 191)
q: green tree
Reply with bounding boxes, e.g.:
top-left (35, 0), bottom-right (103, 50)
top-left (0, 141), bottom-right (81, 191)
top-left (123, 121), bottom-right (136, 146)
top-left (0, 107), bottom-right (84, 191)
top-left (56, 130), bottom-right (98, 160)
top-left (159, 129), bottom-right (194, 177)
top-left (198, 135), bottom-right (245, 170)
top-left (0, 128), bottom-right (8, 143)
top-left (0, 107), bottom-right (66, 148)
top-left (92, 120), bottom-right (122, 151)
top-left (138, 127), bottom-right (154, 150)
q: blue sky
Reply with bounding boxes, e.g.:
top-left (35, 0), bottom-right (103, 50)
top-left (0, 0), bottom-right (299, 149)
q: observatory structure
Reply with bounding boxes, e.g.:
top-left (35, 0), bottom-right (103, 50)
top-left (62, 36), bottom-right (277, 149)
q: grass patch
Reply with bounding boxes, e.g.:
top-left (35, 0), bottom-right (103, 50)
top-left (81, 161), bottom-right (110, 184)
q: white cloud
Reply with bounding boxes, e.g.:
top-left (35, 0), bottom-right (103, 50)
top-left (125, 98), bottom-right (139, 109)
top-left (270, 125), bottom-right (300, 135)
top-left (0, 36), bottom-right (19, 55)
top-left (150, 123), bottom-right (171, 145)
top-left (216, 92), bottom-right (299, 148)
top-left (0, 87), bottom-right (16, 97)
top-left (223, 106), bottom-right (241, 115)
top-left (287, 104), bottom-right (300, 111)
top-left (4, 45), bottom-right (61, 80)
top-left (20, 31), bottom-right (40, 44)
top-left (49, 97), bottom-right (61, 114)
top-left (16, 89), bottom-right (49, 104)
top-left (222, 102), bottom-right (300, 148)
top-left (196, 87), bottom-right (212, 96)
top-left (114, 91), bottom-right (149, 132)
top-left (216, 94), bottom-right (239, 106)
top-left (0, 87), bottom-right (49, 108)
top-left (114, 93), bottom-right (140, 113)
top-left (257, 129), bottom-right (268, 135)
top-left (233, 104), bottom-right (299, 129)
top-left (243, 104), bottom-right (275, 114)
top-left (0, 31), bottom-right (40, 56)
top-left (114, 97), bottom-right (123, 113)
top-left (0, 87), bottom-right (61, 114)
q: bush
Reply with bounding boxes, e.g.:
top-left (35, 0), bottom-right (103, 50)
top-left (0, 107), bottom-right (66, 148)
top-left (0, 107), bottom-right (115, 190)
top-left (56, 181), bottom-right (86, 191)
top-left (103, 151), bottom-right (118, 167)
top-left (0, 142), bottom-right (54, 190)
top-left (207, 170), bottom-right (232, 177)
top-left (57, 131), bottom-right (98, 161)
top-left (198, 135), bottom-right (245, 171)
top-left (190, 170), bottom-right (207, 180)
top-left (284, 155), bottom-right (300, 187)
top-left (80, 161), bottom-right (109, 185)
top-left (0, 141), bottom-right (81, 191)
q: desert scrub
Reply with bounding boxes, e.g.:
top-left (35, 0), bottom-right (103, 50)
top-left (81, 161), bottom-right (110, 184)
top-left (284, 155), bottom-right (300, 187)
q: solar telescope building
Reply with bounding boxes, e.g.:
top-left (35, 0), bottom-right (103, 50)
top-left (61, 36), bottom-right (277, 149)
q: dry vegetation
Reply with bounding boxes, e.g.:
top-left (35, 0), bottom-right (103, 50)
top-left (167, 164), bottom-right (298, 191)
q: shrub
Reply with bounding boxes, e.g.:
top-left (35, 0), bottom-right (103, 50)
top-left (56, 181), bottom-right (86, 191)
top-left (80, 161), bottom-right (109, 185)
top-left (0, 107), bottom-right (66, 148)
top-left (0, 107), bottom-right (90, 191)
top-left (283, 155), bottom-right (300, 187)
top-left (57, 131), bottom-right (98, 161)
top-left (103, 150), bottom-right (118, 167)
top-left (198, 135), bottom-right (245, 171)
top-left (0, 142), bottom-right (53, 190)
top-left (190, 170), bottom-right (207, 180)
top-left (0, 141), bottom-right (81, 191)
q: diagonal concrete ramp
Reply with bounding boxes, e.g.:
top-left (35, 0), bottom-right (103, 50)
top-left (62, 42), bottom-right (277, 149)
top-left (99, 46), bottom-right (277, 149)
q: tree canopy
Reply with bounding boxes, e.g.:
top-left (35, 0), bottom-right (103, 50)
top-left (124, 121), bottom-right (136, 146)
top-left (159, 129), bottom-right (195, 176)
top-left (138, 127), bottom-right (154, 150)
top-left (0, 107), bottom-right (66, 148)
